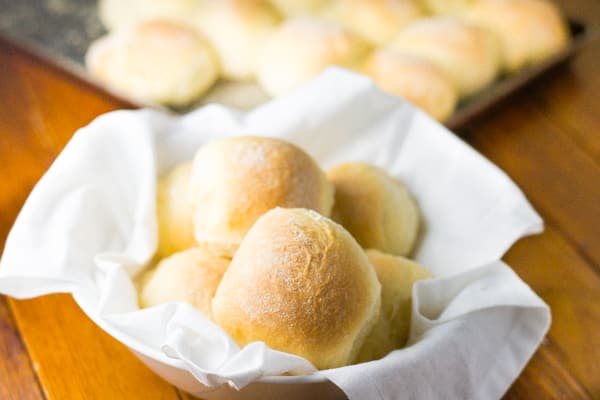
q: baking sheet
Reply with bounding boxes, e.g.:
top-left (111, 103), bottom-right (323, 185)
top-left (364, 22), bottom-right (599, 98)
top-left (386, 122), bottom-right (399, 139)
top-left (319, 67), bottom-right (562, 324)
top-left (0, 0), bottom-right (590, 130)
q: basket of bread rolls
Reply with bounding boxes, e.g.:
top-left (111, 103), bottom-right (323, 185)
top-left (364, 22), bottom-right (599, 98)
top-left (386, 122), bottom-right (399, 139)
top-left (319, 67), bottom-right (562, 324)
top-left (142, 135), bottom-right (428, 371)
top-left (86, 0), bottom-right (570, 123)
top-left (0, 70), bottom-right (550, 399)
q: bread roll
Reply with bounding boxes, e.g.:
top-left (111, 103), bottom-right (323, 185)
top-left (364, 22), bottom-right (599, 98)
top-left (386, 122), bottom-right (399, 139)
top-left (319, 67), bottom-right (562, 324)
top-left (140, 244), bottom-right (232, 319)
top-left (364, 49), bottom-right (458, 121)
top-left (269, 0), bottom-right (329, 16)
top-left (327, 162), bottom-right (419, 256)
top-left (212, 208), bottom-right (381, 369)
top-left (356, 249), bottom-right (432, 362)
top-left (156, 163), bottom-right (196, 258)
top-left (461, 0), bottom-right (569, 72)
top-left (191, 136), bottom-right (334, 247)
top-left (257, 18), bottom-right (371, 96)
top-left (98, 0), bottom-right (201, 31)
top-left (323, 0), bottom-right (423, 45)
top-left (192, 0), bottom-right (282, 80)
top-left (86, 20), bottom-right (219, 106)
top-left (390, 16), bottom-right (501, 97)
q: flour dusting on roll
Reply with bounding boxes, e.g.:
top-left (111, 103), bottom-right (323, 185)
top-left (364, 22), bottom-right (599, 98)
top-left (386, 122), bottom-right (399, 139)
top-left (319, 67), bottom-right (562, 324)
top-left (191, 136), bottom-right (334, 247)
top-left (212, 208), bottom-right (381, 369)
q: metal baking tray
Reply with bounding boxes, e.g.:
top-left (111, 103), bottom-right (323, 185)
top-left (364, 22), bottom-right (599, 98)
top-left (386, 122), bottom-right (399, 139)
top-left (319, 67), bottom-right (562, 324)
top-left (445, 19), bottom-right (591, 130)
top-left (0, 0), bottom-right (591, 131)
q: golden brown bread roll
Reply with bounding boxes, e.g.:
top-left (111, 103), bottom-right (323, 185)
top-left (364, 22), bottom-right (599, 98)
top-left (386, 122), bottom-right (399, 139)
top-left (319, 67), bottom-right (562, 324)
top-left (212, 208), bottom-right (381, 369)
top-left (86, 20), bottom-right (219, 106)
top-left (363, 49), bottom-right (458, 121)
top-left (98, 0), bottom-right (202, 31)
top-left (192, 0), bottom-right (282, 80)
top-left (327, 162), bottom-right (420, 257)
top-left (460, 0), bottom-right (569, 72)
top-left (190, 136), bottom-right (334, 247)
top-left (156, 163), bottom-right (196, 258)
top-left (256, 18), bottom-right (371, 96)
top-left (390, 16), bottom-right (502, 97)
top-left (356, 249), bottom-right (432, 363)
top-left (323, 0), bottom-right (424, 45)
top-left (140, 244), bottom-right (232, 319)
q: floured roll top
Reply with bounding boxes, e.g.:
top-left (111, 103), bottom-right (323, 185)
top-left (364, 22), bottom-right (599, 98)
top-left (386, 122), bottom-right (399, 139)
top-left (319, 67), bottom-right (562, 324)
top-left (190, 136), bottom-right (334, 247)
top-left (211, 207), bottom-right (381, 369)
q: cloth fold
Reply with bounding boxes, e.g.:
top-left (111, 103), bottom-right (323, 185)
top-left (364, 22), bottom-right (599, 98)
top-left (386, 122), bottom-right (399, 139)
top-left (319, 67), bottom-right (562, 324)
top-left (322, 261), bottom-right (550, 400)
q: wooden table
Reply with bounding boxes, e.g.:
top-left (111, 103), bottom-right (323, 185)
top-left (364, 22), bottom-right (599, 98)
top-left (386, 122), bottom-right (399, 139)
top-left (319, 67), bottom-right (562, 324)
top-left (1, 1), bottom-right (599, 398)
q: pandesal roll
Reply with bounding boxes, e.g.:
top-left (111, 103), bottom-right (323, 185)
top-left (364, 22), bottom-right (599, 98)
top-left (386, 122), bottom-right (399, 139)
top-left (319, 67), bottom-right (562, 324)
top-left (257, 18), bottom-right (371, 96)
top-left (156, 163), bottom-right (196, 258)
top-left (356, 249), bottom-right (432, 363)
top-left (390, 16), bottom-right (501, 97)
top-left (98, 0), bottom-right (202, 31)
top-left (323, 0), bottom-right (424, 45)
top-left (192, 0), bottom-right (282, 80)
top-left (191, 136), bottom-right (334, 247)
top-left (460, 0), bottom-right (569, 72)
top-left (364, 49), bottom-right (458, 121)
top-left (212, 208), bottom-right (381, 369)
top-left (140, 244), bottom-right (232, 319)
top-left (327, 162), bottom-right (420, 257)
top-left (86, 20), bottom-right (219, 106)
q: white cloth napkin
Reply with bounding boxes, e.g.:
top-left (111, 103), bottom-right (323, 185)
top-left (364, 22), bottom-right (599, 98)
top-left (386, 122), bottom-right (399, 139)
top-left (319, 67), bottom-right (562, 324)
top-left (0, 68), bottom-right (549, 399)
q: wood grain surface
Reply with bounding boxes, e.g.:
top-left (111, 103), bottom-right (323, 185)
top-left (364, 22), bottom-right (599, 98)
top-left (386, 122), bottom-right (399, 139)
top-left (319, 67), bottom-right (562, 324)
top-left (0, 297), bottom-right (43, 400)
top-left (9, 295), bottom-right (181, 400)
top-left (1, 0), bottom-right (599, 398)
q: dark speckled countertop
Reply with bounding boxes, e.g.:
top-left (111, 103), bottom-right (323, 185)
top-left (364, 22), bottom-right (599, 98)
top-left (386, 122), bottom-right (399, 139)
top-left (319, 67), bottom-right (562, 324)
top-left (0, 0), bottom-right (104, 66)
